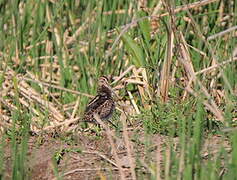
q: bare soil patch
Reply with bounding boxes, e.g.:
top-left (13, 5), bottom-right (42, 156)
top-left (3, 130), bottom-right (230, 179)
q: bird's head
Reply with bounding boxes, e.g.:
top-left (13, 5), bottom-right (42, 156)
top-left (97, 76), bottom-right (112, 97)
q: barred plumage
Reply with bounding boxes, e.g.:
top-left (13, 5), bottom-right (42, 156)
top-left (83, 76), bottom-right (115, 123)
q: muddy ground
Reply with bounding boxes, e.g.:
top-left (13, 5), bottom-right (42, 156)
top-left (2, 129), bottom-right (230, 180)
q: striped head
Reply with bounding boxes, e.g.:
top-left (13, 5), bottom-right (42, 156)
top-left (98, 76), bottom-right (109, 87)
top-left (97, 76), bottom-right (112, 96)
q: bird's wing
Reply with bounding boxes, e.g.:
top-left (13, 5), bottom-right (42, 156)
top-left (85, 95), bottom-right (107, 112)
top-left (99, 99), bottom-right (115, 119)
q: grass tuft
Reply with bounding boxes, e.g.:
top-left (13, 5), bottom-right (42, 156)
top-left (0, 0), bottom-right (236, 179)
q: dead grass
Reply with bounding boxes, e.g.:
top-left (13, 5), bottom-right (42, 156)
top-left (0, 0), bottom-right (236, 179)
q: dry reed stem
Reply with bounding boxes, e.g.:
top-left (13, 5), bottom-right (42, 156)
top-left (181, 47), bottom-right (224, 121)
top-left (27, 71), bottom-right (70, 117)
top-left (156, 136), bottom-right (162, 180)
top-left (94, 113), bottom-right (126, 180)
top-left (0, 97), bottom-right (19, 114)
top-left (69, 96), bottom-right (80, 121)
top-left (152, 0), bottom-right (163, 16)
top-left (180, 30), bottom-right (225, 120)
top-left (62, 97), bottom-right (81, 131)
top-left (105, 0), bottom-right (218, 58)
top-left (186, 10), bottom-right (234, 96)
top-left (179, 33), bottom-right (196, 100)
top-left (133, 68), bottom-right (147, 106)
top-left (162, 0), bottom-right (224, 121)
top-left (160, 19), bottom-right (174, 103)
top-left (124, 79), bottom-right (145, 85)
top-left (61, 167), bottom-right (119, 177)
top-left (2, 68), bottom-right (65, 125)
top-left (184, 85), bottom-right (224, 120)
top-left (195, 57), bottom-right (237, 75)
top-left (120, 111), bottom-right (136, 180)
top-left (25, 40), bottom-right (47, 50)
top-left (164, 144), bottom-right (171, 180)
top-left (187, 44), bottom-right (207, 57)
top-left (18, 80), bottom-right (64, 121)
top-left (160, 0), bottom-right (218, 17)
top-left (141, 68), bottom-right (152, 100)
top-left (40, 117), bottom-right (80, 132)
top-left (21, 77), bottom-right (93, 98)
top-left (103, 9), bottom-right (127, 15)
top-left (83, 150), bottom-right (118, 168)
top-left (207, 25), bottom-right (237, 41)
top-left (63, 101), bottom-right (77, 111)
top-left (127, 91), bottom-right (140, 114)
top-left (0, 67), bottom-right (85, 131)
top-left (179, 34), bottom-right (196, 80)
top-left (112, 65), bottom-right (135, 85)
top-left (178, 38), bottom-right (224, 120)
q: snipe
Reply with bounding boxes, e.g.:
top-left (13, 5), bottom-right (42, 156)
top-left (83, 76), bottom-right (115, 124)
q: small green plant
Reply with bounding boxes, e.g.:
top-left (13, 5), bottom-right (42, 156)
top-left (11, 111), bottom-right (31, 180)
top-left (0, 0), bottom-right (236, 179)
top-left (141, 98), bottom-right (195, 135)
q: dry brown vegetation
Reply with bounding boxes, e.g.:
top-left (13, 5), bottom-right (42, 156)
top-left (0, 0), bottom-right (237, 179)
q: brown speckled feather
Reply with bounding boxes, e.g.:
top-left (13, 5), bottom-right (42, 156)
top-left (83, 76), bottom-right (115, 123)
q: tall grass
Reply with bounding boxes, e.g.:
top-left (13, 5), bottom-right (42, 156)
top-left (0, 0), bottom-right (236, 179)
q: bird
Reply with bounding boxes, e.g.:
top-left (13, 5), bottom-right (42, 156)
top-left (82, 76), bottom-right (115, 125)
